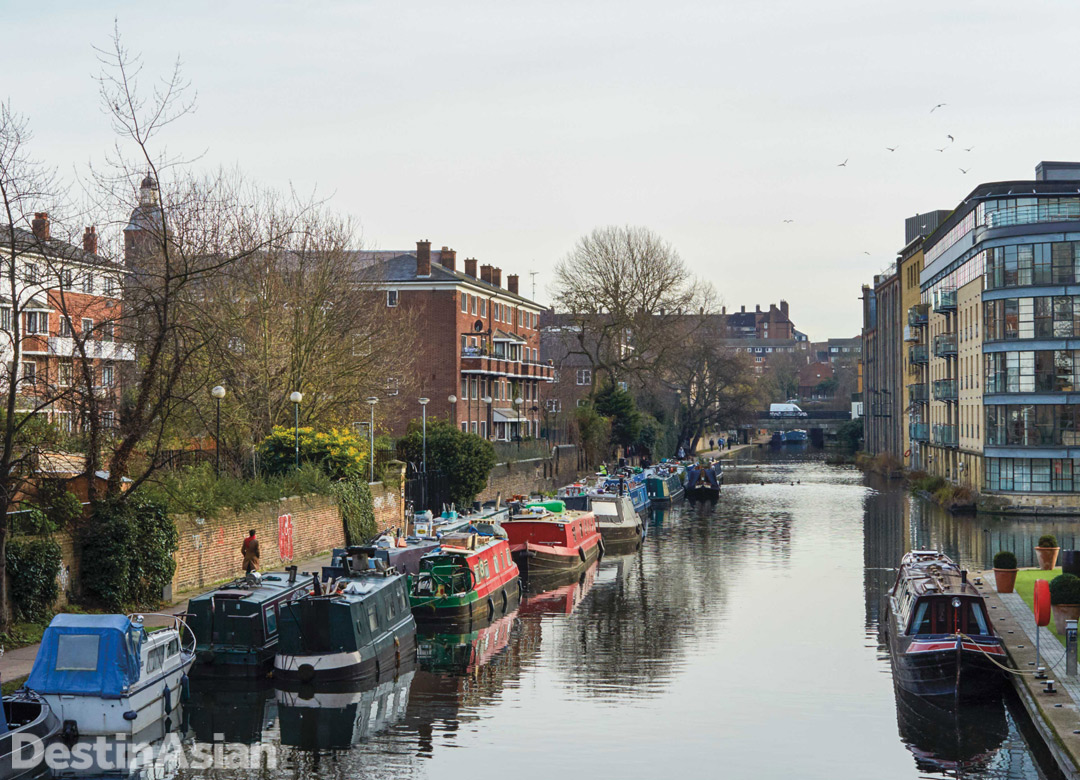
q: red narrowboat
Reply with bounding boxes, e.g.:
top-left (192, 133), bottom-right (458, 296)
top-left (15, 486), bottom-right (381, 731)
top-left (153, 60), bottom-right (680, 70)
top-left (502, 502), bottom-right (604, 587)
top-left (410, 533), bottom-right (522, 625)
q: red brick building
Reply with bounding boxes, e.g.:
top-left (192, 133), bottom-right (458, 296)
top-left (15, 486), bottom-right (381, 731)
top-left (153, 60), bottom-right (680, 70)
top-left (361, 241), bottom-right (552, 440)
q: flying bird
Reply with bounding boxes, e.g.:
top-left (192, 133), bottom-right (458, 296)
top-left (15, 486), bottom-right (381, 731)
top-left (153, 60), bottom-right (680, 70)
top-left (936, 147), bottom-right (947, 152)
top-left (886, 145), bottom-right (899, 152)
top-left (964, 146), bottom-right (975, 152)
top-left (783, 219), bottom-right (794, 223)
top-left (837, 159), bottom-right (848, 167)
top-left (959, 168), bottom-right (970, 174)
top-left (931, 103), bottom-right (947, 112)
top-left (947, 134), bottom-right (955, 142)
top-left (863, 251), bottom-right (871, 256)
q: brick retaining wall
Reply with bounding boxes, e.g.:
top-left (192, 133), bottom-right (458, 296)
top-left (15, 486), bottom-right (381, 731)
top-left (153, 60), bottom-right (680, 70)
top-left (477, 445), bottom-right (592, 502)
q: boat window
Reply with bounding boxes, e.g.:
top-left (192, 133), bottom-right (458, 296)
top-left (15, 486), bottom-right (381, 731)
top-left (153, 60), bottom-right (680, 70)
top-left (493, 555), bottom-right (501, 574)
top-left (56, 634), bottom-right (100, 671)
top-left (265, 606), bottom-right (278, 636)
top-left (910, 602), bottom-right (932, 635)
top-left (166, 638), bottom-right (180, 657)
top-left (367, 603), bottom-right (380, 633)
top-left (146, 645), bottom-right (166, 674)
top-left (397, 586), bottom-right (409, 614)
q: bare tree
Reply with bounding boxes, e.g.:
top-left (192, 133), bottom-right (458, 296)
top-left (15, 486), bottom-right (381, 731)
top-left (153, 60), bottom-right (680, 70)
top-left (551, 226), bottom-right (714, 390)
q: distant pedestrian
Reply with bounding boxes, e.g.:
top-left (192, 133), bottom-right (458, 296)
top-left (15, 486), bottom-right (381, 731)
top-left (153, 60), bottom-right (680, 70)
top-left (242, 529), bottom-right (260, 573)
top-left (678, 445), bottom-right (686, 459)
top-left (709, 438), bottom-right (715, 451)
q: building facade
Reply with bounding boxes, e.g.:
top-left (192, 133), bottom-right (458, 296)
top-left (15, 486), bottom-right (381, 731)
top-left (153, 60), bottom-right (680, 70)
top-left (361, 241), bottom-right (552, 440)
top-left (863, 270), bottom-right (903, 458)
top-left (919, 161), bottom-right (1080, 507)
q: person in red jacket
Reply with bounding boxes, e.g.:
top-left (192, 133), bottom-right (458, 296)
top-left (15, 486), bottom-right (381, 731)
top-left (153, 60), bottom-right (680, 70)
top-left (242, 529), bottom-right (260, 573)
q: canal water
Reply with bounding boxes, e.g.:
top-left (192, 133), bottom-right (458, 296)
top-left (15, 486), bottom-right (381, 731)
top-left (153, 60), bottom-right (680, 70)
top-left (155, 449), bottom-right (1077, 777)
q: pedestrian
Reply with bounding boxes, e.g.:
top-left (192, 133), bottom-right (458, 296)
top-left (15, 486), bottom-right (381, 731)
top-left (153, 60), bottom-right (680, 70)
top-left (242, 529), bottom-right (260, 573)
top-left (709, 438), bottom-right (715, 451)
top-left (677, 445), bottom-right (686, 459)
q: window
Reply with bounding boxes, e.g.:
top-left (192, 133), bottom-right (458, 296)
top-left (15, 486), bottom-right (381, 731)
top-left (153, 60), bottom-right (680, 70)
top-left (577, 399), bottom-right (588, 407)
top-left (101, 411), bottom-right (115, 429)
top-left (24, 311), bottom-right (45, 334)
top-left (471, 296), bottom-right (477, 315)
top-left (0, 307), bottom-right (9, 332)
top-left (385, 377), bottom-right (399, 396)
top-left (386, 290), bottom-right (399, 307)
top-left (21, 362), bottom-right (35, 386)
top-left (59, 361), bottom-right (73, 387)
top-left (101, 364), bottom-right (114, 387)
top-left (61, 270), bottom-right (73, 290)
top-left (461, 294), bottom-right (468, 313)
top-left (461, 421), bottom-right (468, 432)
top-left (104, 277), bottom-right (117, 296)
top-left (366, 603), bottom-right (380, 633)
top-left (481, 298), bottom-right (487, 317)
top-left (60, 317), bottom-right (73, 338)
top-left (545, 399), bottom-right (562, 413)
top-left (617, 381), bottom-right (628, 392)
top-left (82, 274), bottom-right (93, 294)
top-left (82, 318), bottom-right (94, 337)
top-left (576, 369), bottom-right (591, 386)
top-left (166, 638), bottom-right (180, 658)
top-left (56, 634), bottom-right (100, 671)
top-left (146, 645), bottom-right (165, 674)
top-left (24, 264), bottom-right (37, 284)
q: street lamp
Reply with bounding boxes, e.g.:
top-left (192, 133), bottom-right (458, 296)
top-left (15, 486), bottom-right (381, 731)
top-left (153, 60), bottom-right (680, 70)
top-left (419, 398), bottom-right (430, 473)
top-left (289, 391), bottom-right (303, 469)
top-left (447, 394), bottom-right (457, 426)
top-left (211, 385), bottom-right (226, 477)
top-left (514, 395), bottom-right (524, 450)
top-left (366, 397), bottom-right (378, 482)
top-left (481, 395), bottom-right (493, 440)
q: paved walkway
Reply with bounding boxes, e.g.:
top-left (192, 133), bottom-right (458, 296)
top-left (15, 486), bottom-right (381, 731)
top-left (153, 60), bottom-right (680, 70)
top-left (0, 551), bottom-right (334, 684)
top-left (982, 571), bottom-right (1080, 779)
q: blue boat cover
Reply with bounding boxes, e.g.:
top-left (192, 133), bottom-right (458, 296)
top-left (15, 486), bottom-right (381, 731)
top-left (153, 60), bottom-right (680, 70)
top-left (27, 614), bottom-right (144, 699)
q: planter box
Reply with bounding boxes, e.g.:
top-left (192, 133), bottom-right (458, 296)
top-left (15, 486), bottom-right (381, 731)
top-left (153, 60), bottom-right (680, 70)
top-left (993, 568), bottom-right (1018, 594)
top-left (1036, 546), bottom-right (1060, 571)
top-left (1054, 603), bottom-right (1080, 635)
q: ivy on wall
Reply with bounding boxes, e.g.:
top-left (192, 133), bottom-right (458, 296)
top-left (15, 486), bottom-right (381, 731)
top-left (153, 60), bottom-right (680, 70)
top-left (333, 478), bottom-right (376, 545)
top-left (6, 539), bottom-right (62, 622)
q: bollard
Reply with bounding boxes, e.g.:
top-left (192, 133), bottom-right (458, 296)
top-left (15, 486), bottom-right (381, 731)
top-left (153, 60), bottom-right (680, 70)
top-left (1068, 619), bottom-right (1078, 677)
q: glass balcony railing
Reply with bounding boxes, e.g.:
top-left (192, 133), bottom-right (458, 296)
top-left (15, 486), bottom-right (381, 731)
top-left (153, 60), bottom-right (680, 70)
top-left (933, 333), bottom-right (957, 357)
top-left (909, 423), bottom-right (929, 442)
top-left (933, 288), bottom-right (957, 313)
top-left (908, 303), bottom-right (929, 328)
top-left (932, 424), bottom-right (958, 447)
top-left (908, 344), bottom-right (929, 364)
top-left (907, 383), bottom-right (928, 403)
top-left (932, 378), bottom-right (958, 402)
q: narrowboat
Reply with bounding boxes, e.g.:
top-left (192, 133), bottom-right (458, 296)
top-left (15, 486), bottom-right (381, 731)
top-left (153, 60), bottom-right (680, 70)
top-left (684, 462), bottom-right (721, 501)
top-left (589, 494), bottom-right (644, 554)
top-left (277, 668), bottom-right (415, 751)
top-left (784, 429), bottom-right (809, 443)
top-left (409, 533), bottom-right (521, 624)
top-left (0, 691), bottom-right (59, 780)
top-left (644, 464), bottom-right (685, 504)
top-left (884, 551), bottom-right (1005, 699)
top-left (274, 547), bottom-right (416, 685)
top-left (186, 569), bottom-right (309, 676)
top-left (25, 613), bottom-right (195, 738)
top-left (503, 502), bottom-right (603, 586)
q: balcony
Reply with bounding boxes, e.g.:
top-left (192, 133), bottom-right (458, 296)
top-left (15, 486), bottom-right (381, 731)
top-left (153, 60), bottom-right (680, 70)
top-left (907, 383), bottom-right (928, 403)
top-left (932, 378), bottom-right (958, 402)
top-left (932, 424), bottom-right (958, 447)
top-left (48, 337), bottom-right (135, 362)
top-left (909, 423), bottom-right (929, 442)
top-left (907, 303), bottom-right (929, 328)
top-left (460, 352), bottom-right (554, 382)
top-left (908, 344), bottom-right (928, 364)
top-left (933, 288), bottom-right (957, 313)
top-left (903, 325), bottom-right (918, 343)
top-left (932, 333), bottom-right (957, 358)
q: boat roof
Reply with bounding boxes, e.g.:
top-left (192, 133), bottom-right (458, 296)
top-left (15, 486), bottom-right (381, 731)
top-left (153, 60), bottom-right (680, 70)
top-left (27, 614), bottom-right (144, 698)
top-left (189, 572), bottom-right (304, 603)
top-left (897, 551), bottom-right (980, 597)
top-left (436, 533), bottom-right (506, 556)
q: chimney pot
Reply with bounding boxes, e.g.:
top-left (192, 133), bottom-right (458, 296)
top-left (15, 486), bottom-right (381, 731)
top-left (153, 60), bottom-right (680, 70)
top-left (480, 264), bottom-right (494, 284)
top-left (442, 247), bottom-right (457, 272)
top-left (416, 239), bottom-right (432, 277)
top-left (780, 300), bottom-right (789, 317)
top-left (83, 226), bottom-right (98, 255)
top-left (741, 305), bottom-right (746, 313)
top-left (31, 212), bottom-right (49, 241)
top-left (507, 274), bottom-right (519, 295)
top-left (465, 257), bottom-right (478, 277)
top-left (491, 267), bottom-right (502, 287)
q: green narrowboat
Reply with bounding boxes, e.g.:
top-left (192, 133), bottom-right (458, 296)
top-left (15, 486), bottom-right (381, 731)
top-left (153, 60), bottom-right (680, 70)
top-left (410, 533), bottom-right (521, 624)
top-left (187, 570), bottom-right (310, 677)
top-left (275, 548), bottom-right (416, 685)
top-left (644, 464), bottom-right (685, 504)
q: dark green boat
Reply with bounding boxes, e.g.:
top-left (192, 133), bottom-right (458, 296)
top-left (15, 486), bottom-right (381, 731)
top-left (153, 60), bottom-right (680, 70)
top-left (275, 547), bottom-right (417, 685)
top-left (644, 464), bottom-right (685, 504)
top-left (187, 570), bottom-right (310, 677)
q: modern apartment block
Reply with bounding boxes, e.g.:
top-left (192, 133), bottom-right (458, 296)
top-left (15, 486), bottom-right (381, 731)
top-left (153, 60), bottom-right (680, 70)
top-left (862, 270), bottom-right (902, 457)
top-left (914, 161), bottom-right (1080, 508)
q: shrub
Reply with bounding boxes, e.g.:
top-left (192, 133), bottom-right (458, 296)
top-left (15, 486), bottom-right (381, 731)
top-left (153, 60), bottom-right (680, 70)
top-left (6, 539), bottom-right (62, 622)
top-left (1050, 573), bottom-right (1080, 605)
top-left (334, 478), bottom-right (377, 545)
top-left (1038, 534), bottom-right (1059, 549)
top-left (399, 419), bottom-right (496, 508)
top-left (993, 551), bottom-right (1018, 570)
top-left (257, 426), bottom-right (367, 480)
top-left (79, 498), bottom-right (179, 610)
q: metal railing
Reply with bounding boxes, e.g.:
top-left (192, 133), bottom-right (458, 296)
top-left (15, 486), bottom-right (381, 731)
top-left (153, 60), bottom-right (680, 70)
top-left (932, 379), bottom-right (958, 402)
top-left (909, 344), bottom-right (929, 364)
top-left (985, 202), bottom-right (1080, 229)
top-left (933, 288), bottom-right (957, 312)
top-left (909, 423), bottom-right (929, 442)
top-left (908, 303), bottom-right (929, 327)
top-left (907, 383), bottom-right (928, 403)
top-left (932, 333), bottom-right (957, 357)
top-left (932, 424), bottom-right (958, 447)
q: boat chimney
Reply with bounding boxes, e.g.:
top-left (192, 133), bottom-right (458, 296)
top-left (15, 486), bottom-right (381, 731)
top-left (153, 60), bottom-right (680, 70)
top-left (961, 569), bottom-right (968, 584)
top-left (287, 565), bottom-right (297, 583)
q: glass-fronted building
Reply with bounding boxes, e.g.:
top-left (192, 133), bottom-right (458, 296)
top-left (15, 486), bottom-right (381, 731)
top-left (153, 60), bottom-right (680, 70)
top-left (920, 162), bottom-right (1080, 505)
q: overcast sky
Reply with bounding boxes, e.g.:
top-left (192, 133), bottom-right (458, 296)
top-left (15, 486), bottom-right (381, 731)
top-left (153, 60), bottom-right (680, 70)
top-left (4, 1), bottom-right (1078, 339)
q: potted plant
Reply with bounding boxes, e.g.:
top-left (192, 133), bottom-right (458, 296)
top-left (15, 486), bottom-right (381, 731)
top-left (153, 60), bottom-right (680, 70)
top-left (993, 551), bottom-right (1019, 594)
top-left (1049, 573), bottom-right (1080, 634)
top-left (1036, 534), bottom-right (1060, 570)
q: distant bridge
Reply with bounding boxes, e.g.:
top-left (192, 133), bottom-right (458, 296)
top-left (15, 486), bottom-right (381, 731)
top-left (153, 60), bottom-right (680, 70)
top-left (748, 410), bottom-right (853, 440)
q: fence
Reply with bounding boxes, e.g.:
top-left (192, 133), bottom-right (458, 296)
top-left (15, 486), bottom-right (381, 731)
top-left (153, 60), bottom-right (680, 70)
top-left (493, 440), bottom-right (552, 463)
top-left (404, 467), bottom-right (453, 514)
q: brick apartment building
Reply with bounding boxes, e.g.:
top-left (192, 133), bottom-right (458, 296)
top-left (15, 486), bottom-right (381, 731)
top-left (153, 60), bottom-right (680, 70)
top-left (722, 301), bottom-right (798, 340)
top-left (0, 213), bottom-right (132, 433)
top-left (359, 241), bottom-right (552, 440)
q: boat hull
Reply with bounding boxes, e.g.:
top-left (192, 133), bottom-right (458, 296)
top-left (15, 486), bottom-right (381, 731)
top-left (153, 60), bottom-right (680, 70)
top-left (275, 628), bottom-right (416, 686)
top-left (685, 486), bottom-right (721, 501)
top-left (514, 538), bottom-right (602, 589)
top-left (412, 576), bottom-right (521, 627)
top-left (191, 644), bottom-right (277, 677)
top-left (0, 695), bottom-right (61, 780)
